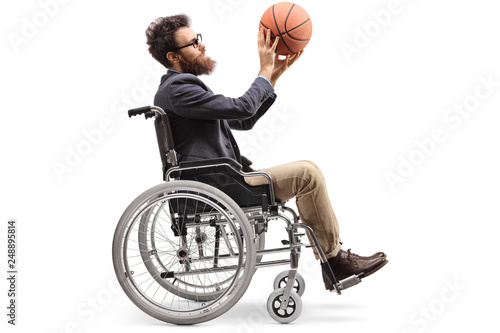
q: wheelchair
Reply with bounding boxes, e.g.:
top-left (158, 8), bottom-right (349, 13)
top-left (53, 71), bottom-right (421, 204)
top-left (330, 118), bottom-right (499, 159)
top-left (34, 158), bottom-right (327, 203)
top-left (112, 105), bottom-right (365, 325)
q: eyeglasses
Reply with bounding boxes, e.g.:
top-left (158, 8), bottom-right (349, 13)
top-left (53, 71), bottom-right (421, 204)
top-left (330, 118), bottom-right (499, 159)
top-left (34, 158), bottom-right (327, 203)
top-left (169, 34), bottom-right (202, 52)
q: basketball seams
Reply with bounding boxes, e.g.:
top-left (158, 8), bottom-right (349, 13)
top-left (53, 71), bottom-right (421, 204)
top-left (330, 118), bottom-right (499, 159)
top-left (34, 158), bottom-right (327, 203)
top-left (285, 18), bottom-right (311, 41)
top-left (272, 5), bottom-right (282, 38)
top-left (272, 4), bottom-right (294, 54)
top-left (284, 3), bottom-right (295, 34)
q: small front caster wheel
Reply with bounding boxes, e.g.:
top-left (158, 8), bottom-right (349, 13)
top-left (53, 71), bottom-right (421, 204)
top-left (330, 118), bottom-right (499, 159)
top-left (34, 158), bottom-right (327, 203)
top-left (273, 270), bottom-right (306, 296)
top-left (266, 288), bottom-right (302, 324)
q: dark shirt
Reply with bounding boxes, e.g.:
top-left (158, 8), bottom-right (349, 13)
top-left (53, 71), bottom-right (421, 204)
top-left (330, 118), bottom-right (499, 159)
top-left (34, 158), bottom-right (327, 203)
top-left (153, 70), bottom-right (276, 163)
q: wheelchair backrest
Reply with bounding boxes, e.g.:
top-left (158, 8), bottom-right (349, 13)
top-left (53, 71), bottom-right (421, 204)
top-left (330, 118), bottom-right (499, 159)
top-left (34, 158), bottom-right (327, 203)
top-left (154, 114), bottom-right (177, 178)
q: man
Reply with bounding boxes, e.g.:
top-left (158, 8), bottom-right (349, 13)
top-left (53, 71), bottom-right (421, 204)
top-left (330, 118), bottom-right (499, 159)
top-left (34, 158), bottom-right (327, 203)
top-left (146, 14), bottom-right (387, 291)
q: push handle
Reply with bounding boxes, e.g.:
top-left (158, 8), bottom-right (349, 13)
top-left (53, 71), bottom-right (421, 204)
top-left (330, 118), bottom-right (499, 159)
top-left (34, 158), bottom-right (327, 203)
top-left (128, 106), bottom-right (152, 118)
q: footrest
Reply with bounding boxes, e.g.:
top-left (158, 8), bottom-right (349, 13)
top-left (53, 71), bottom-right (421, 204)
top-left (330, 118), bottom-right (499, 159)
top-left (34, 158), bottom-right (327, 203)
top-left (338, 273), bottom-right (364, 290)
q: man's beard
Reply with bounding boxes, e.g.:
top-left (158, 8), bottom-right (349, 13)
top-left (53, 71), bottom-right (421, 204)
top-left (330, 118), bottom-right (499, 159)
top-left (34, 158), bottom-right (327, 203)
top-left (178, 54), bottom-right (216, 76)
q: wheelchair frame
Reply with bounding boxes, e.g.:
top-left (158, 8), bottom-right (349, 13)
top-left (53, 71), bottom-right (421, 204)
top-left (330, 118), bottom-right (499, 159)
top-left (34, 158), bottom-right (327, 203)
top-left (112, 105), bottom-right (364, 325)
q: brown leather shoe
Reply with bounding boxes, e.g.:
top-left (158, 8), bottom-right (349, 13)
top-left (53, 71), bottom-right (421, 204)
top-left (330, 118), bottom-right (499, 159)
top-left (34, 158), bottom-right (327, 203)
top-left (323, 250), bottom-right (388, 290)
top-left (340, 248), bottom-right (386, 260)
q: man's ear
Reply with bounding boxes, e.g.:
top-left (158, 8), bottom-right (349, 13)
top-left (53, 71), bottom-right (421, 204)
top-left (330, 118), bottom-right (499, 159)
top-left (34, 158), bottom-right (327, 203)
top-left (167, 51), bottom-right (179, 64)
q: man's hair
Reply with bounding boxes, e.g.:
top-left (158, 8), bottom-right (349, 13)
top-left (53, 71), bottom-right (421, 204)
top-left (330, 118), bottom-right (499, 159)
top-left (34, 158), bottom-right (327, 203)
top-left (145, 14), bottom-right (191, 68)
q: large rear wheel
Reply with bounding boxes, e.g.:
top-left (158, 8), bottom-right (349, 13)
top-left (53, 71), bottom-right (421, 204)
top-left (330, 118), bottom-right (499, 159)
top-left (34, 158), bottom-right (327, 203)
top-left (112, 180), bottom-right (256, 325)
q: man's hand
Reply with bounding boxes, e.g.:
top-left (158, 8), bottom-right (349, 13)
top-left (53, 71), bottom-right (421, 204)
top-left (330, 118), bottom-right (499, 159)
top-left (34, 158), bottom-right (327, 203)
top-left (258, 28), bottom-right (279, 81)
top-left (270, 51), bottom-right (303, 87)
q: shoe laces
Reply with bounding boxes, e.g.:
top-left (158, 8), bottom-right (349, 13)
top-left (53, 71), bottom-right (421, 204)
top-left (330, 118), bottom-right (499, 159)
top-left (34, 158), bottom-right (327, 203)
top-left (341, 249), bottom-right (359, 267)
top-left (346, 248), bottom-right (360, 258)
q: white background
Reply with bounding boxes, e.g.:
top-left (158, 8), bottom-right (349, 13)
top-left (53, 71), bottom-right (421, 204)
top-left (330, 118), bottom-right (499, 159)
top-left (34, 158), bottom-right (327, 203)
top-left (1, 0), bottom-right (500, 332)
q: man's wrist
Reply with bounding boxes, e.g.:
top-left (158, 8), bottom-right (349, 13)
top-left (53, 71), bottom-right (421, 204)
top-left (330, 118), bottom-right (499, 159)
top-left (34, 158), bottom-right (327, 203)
top-left (258, 66), bottom-right (272, 81)
top-left (257, 75), bottom-right (273, 87)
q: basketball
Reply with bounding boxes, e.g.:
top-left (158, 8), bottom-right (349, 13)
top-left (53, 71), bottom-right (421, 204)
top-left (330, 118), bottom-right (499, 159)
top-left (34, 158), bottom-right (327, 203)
top-left (259, 2), bottom-right (312, 56)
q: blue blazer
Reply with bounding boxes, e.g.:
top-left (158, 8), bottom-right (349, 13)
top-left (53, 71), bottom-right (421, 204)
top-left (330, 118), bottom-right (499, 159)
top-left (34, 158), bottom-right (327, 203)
top-left (153, 70), bottom-right (276, 164)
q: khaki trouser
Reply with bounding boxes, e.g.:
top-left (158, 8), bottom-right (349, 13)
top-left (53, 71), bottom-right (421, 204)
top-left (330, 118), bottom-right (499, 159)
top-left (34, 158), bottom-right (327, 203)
top-left (245, 160), bottom-right (341, 259)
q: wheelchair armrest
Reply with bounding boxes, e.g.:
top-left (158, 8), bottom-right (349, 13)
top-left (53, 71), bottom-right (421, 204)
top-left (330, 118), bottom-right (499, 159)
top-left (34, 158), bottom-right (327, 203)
top-left (241, 155), bottom-right (254, 172)
top-left (179, 157), bottom-right (242, 171)
top-left (241, 155), bottom-right (252, 167)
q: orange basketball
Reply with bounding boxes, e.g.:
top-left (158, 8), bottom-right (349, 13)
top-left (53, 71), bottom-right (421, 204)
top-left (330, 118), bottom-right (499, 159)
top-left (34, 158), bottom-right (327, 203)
top-left (259, 2), bottom-right (312, 56)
